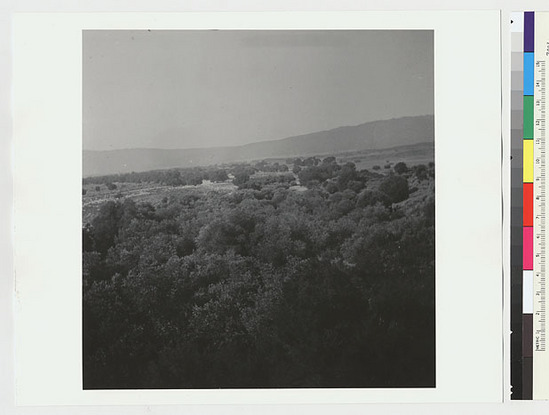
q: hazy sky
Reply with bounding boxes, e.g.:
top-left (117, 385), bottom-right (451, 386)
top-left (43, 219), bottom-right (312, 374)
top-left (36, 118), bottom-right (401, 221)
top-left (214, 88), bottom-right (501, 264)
top-left (83, 30), bottom-right (433, 151)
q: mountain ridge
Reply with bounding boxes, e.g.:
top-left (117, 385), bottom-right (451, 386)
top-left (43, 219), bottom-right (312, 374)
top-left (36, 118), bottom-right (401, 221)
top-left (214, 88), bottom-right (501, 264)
top-left (83, 114), bottom-right (434, 177)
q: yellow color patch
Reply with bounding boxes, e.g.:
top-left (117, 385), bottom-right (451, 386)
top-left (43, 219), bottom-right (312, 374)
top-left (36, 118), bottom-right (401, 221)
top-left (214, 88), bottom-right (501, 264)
top-left (524, 139), bottom-right (534, 183)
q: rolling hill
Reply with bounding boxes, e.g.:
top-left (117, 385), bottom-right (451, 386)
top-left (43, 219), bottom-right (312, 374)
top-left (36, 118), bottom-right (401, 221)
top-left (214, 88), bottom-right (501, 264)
top-left (83, 115), bottom-right (434, 177)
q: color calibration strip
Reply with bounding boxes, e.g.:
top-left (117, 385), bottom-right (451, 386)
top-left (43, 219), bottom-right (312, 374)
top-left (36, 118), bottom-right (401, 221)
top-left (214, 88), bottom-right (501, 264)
top-left (510, 11), bottom-right (527, 400)
top-left (524, 10), bottom-right (535, 400)
top-left (511, 11), bottom-right (549, 400)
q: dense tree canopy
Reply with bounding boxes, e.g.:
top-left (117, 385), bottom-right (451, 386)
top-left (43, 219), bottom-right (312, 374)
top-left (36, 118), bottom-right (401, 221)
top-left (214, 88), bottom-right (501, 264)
top-left (83, 158), bottom-right (435, 389)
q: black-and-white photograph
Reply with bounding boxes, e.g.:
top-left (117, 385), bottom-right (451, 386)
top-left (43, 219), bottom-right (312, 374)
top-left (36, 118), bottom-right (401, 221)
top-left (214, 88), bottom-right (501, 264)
top-left (82, 30), bottom-right (435, 390)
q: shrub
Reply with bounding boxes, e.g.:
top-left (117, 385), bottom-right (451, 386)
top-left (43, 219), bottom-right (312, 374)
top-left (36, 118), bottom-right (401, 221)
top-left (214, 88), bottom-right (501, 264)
top-left (378, 175), bottom-right (409, 204)
top-left (357, 189), bottom-right (390, 207)
top-left (233, 173), bottom-right (250, 187)
top-left (414, 164), bottom-right (428, 181)
top-left (209, 169), bottom-right (229, 182)
top-left (393, 162), bottom-right (408, 175)
top-left (347, 180), bottom-right (365, 193)
top-left (323, 181), bottom-right (339, 194)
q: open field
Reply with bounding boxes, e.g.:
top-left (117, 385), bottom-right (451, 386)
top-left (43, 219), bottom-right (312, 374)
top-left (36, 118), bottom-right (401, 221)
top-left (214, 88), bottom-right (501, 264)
top-left (83, 142), bottom-right (434, 224)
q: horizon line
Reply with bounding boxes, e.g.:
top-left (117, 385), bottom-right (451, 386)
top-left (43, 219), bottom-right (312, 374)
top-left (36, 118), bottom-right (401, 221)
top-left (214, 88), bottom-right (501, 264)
top-left (83, 113), bottom-right (434, 152)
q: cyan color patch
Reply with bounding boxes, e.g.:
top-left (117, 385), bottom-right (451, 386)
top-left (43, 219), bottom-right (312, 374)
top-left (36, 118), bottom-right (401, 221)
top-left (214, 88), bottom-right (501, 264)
top-left (524, 52), bottom-right (534, 95)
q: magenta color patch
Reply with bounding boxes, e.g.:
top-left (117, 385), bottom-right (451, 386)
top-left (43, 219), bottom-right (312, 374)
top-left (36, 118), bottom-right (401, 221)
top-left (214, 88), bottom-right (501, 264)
top-left (523, 227), bottom-right (533, 270)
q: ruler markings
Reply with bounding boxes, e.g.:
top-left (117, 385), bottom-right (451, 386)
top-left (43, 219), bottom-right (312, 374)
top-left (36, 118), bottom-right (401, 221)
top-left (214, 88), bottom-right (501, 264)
top-left (534, 33), bottom-right (547, 354)
top-left (533, 11), bottom-right (549, 400)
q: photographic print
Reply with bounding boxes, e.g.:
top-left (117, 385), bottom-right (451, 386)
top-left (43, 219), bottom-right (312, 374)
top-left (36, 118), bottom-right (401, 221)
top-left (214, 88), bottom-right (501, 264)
top-left (82, 29), bottom-right (435, 390)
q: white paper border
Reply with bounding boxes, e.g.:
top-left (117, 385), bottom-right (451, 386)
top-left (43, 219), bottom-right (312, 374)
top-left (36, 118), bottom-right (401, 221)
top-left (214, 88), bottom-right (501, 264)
top-left (13, 11), bottom-right (502, 405)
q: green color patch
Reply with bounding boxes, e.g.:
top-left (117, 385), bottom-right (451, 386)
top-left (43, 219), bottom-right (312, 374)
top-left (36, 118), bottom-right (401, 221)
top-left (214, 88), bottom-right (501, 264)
top-left (524, 95), bottom-right (534, 139)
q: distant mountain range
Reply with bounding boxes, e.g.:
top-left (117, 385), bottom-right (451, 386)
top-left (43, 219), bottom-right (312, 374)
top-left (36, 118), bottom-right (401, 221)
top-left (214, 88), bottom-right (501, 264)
top-left (83, 115), bottom-right (434, 177)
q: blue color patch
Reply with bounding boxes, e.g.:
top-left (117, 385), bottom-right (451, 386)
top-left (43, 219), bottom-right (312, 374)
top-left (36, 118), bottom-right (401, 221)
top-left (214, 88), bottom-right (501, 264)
top-left (524, 52), bottom-right (534, 95)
